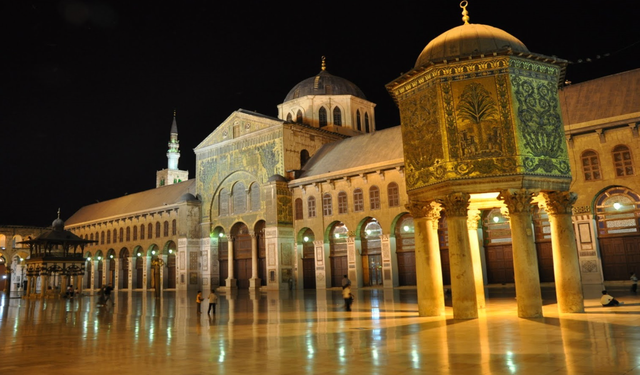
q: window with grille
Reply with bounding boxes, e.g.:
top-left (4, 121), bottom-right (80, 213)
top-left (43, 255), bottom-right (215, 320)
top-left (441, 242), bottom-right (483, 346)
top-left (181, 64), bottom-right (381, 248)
top-left (323, 193), bottom-right (333, 216)
top-left (613, 145), bottom-right (634, 176)
top-left (354, 189), bottom-right (364, 212)
top-left (369, 186), bottom-right (380, 210)
top-left (338, 192), bottom-right (348, 214)
top-left (581, 150), bottom-right (602, 181)
top-left (308, 196), bottom-right (316, 218)
top-left (387, 182), bottom-right (400, 207)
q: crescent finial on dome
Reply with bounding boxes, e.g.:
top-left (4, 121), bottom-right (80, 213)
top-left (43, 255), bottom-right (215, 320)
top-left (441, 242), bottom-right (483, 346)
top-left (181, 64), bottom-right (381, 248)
top-left (321, 56), bottom-right (326, 71)
top-left (460, 1), bottom-right (469, 24)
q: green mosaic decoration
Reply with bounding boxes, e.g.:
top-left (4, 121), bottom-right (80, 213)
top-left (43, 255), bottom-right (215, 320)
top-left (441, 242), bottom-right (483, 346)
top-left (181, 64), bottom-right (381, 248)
top-left (511, 76), bottom-right (570, 176)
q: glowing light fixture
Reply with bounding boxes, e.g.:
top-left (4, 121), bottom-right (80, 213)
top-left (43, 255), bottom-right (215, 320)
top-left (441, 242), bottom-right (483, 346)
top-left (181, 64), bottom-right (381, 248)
top-left (109, 255), bottom-right (113, 259)
top-left (613, 202), bottom-right (622, 210)
top-left (137, 252), bottom-right (142, 257)
top-left (152, 250), bottom-right (156, 255)
top-left (493, 216), bottom-right (500, 223)
top-left (169, 249), bottom-right (173, 254)
top-left (403, 225), bottom-right (410, 232)
top-left (303, 236), bottom-right (309, 242)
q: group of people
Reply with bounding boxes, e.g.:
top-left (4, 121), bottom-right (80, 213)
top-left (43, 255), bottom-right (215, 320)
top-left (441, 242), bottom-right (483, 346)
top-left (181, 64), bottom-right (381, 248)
top-left (196, 290), bottom-right (218, 315)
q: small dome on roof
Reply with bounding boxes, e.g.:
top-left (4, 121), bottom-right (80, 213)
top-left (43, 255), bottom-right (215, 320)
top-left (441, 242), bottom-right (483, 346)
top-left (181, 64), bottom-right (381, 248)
top-left (284, 57), bottom-right (366, 102)
top-left (415, 3), bottom-right (528, 68)
top-left (52, 218), bottom-right (64, 231)
top-left (415, 23), bottom-right (528, 68)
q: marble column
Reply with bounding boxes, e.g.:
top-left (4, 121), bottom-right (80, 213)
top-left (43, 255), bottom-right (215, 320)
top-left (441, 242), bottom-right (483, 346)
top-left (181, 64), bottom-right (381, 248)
top-left (542, 191), bottom-right (585, 313)
top-left (437, 192), bottom-right (478, 319)
top-left (249, 231), bottom-right (260, 289)
top-left (467, 209), bottom-right (486, 310)
top-left (227, 236), bottom-right (237, 289)
top-left (406, 200), bottom-right (445, 317)
top-left (498, 189), bottom-right (543, 318)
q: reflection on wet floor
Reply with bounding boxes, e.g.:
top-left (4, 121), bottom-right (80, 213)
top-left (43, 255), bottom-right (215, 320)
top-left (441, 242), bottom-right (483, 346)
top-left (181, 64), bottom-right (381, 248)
top-left (1, 285), bottom-right (640, 374)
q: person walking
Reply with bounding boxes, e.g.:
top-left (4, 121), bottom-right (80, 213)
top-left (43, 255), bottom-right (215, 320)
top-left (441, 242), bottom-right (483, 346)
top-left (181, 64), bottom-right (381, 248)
top-left (207, 290), bottom-right (218, 315)
top-left (631, 272), bottom-right (638, 293)
top-left (196, 291), bottom-right (204, 313)
top-left (102, 283), bottom-right (114, 305)
top-left (341, 275), bottom-right (351, 290)
top-left (342, 285), bottom-right (354, 311)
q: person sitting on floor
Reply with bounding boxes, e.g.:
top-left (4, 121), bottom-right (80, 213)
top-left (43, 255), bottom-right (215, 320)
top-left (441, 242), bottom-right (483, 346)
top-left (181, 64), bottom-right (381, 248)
top-left (600, 290), bottom-right (621, 307)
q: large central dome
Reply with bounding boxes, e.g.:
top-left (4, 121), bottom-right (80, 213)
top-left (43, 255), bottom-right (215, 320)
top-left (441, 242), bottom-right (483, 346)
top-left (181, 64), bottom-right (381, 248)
top-left (284, 69), bottom-right (366, 102)
top-left (415, 23), bottom-right (529, 68)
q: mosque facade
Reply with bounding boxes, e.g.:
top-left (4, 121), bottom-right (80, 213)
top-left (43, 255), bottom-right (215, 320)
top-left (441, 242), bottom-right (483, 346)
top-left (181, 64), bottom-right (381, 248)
top-left (2, 5), bottom-right (640, 318)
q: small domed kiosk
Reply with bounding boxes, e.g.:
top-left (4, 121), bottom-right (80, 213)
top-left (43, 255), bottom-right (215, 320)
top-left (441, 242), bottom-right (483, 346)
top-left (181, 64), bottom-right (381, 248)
top-left (18, 209), bottom-right (96, 298)
top-left (386, 2), bottom-right (583, 319)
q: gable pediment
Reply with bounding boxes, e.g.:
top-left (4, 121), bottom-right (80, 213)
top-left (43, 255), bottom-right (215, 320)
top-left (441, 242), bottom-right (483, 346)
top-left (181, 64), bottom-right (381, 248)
top-left (195, 109), bottom-right (283, 151)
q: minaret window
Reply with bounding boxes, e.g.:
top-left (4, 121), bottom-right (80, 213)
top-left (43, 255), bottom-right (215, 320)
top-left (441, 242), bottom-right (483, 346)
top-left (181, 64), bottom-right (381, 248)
top-left (163, 221), bottom-right (169, 237)
top-left (148, 223), bottom-right (153, 238)
top-left (156, 222), bottom-right (161, 238)
top-left (140, 224), bottom-right (145, 240)
top-left (296, 110), bottom-right (303, 123)
top-left (369, 186), bottom-right (380, 210)
top-left (365, 113), bottom-right (370, 133)
top-left (101, 231), bottom-right (105, 245)
top-left (119, 228), bottom-right (124, 242)
top-left (172, 220), bottom-right (177, 235)
top-left (295, 198), bottom-right (303, 220)
top-left (126, 227), bottom-right (131, 241)
top-left (581, 150), bottom-right (602, 181)
top-left (107, 230), bottom-right (111, 244)
top-left (356, 110), bottom-right (362, 131)
top-left (319, 107), bottom-right (327, 127)
top-left (133, 226), bottom-right (138, 241)
top-left (613, 145), bottom-right (634, 176)
top-left (338, 192), bottom-right (348, 214)
top-left (308, 196), bottom-right (317, 218)
top-left (353, 189), bottom-right (364, 212)
top-left (333, 107), bottom-right (342, 126)
top-left (323, 193), bottom-right (333, 216)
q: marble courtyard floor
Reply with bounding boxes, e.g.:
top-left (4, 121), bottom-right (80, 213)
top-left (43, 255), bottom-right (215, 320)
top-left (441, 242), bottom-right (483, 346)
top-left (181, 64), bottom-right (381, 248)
top-left (1, 285), bottom-right (640, 375)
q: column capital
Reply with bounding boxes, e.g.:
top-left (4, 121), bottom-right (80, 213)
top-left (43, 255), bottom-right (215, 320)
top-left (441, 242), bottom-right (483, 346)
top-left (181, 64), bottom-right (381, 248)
top-left (405, 200), bottom-right (442, 221)
top-left (541, 191), bottom-right (578, 215)
top-left (436, 192), bottom-right (470, 217)
top-left (467, 209), bottom-right (481, 230)
top-left (497, 189), bottom-right (536, 214)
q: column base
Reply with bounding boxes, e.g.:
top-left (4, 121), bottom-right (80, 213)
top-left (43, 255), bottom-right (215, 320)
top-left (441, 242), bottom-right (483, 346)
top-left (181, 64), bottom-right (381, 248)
top-left (225, 278), bottom-right (237, 289)
top-left (249, 278), bottom-right (262, 289)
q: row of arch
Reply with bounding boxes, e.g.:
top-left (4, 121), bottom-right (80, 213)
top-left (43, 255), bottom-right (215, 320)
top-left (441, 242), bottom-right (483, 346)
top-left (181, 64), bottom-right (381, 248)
top-left (82, 220), bottom-right (178, 246)
top-left (218, 181), bottom-right (260, 216)
top-left (285, 107), bottom-right (373, 132)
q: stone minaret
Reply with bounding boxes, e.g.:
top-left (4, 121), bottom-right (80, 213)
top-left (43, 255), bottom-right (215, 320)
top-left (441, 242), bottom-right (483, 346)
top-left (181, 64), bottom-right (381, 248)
top-left (156, 111), bottom-right (189, 187)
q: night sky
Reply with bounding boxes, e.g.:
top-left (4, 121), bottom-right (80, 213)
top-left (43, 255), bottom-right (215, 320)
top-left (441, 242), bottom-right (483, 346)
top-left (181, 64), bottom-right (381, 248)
top-left (3, 0), bottom-right (639, 226)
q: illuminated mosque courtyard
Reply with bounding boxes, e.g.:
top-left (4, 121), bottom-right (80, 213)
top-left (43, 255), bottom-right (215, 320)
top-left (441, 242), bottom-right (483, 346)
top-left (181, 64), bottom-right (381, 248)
top-left (1, 286), bottom-right (640, 375)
